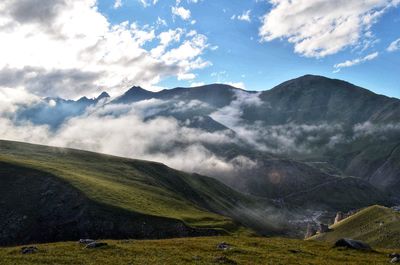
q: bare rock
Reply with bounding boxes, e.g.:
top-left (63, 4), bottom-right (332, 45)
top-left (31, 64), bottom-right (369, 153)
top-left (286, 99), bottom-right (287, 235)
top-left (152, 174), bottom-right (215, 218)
top-left (333, 238), bottom-right (372, 251)
top-left (318, 223), bottom-right (330, 233)
top-left (216, 242), bottom-right (231, 250)
top-left (21, 246), bottom-right (38, 254)
top-left (79, 239), bottom-right (95, 244)
top-left (305, 223), bottom-right (317, 239)
top-left (85, 242), bottom-right (108, 249)
top-left (334, 212), bottom-right (344, 224)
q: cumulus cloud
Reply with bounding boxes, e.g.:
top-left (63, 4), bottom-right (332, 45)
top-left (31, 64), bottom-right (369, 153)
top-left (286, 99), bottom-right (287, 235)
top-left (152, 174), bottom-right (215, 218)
top-left (172, 6), bottom-right (191, 21)
top-left (259, 0), bottom-right (400, 57)
top-left (333, 52), bottom-right (379, 72)
top-left (387, 38), bottom-right (400, 52)
top-left (0, 0), bottom-right (211, 98)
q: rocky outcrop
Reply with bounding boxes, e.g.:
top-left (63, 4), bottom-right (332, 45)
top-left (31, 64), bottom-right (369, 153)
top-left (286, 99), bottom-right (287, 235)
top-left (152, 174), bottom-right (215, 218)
top-left (334, 212), bottom-right (344, 224)
top-left (304, 223), bottom-right (317, 239)
top-left (318, 223), bottom-right (330, 233)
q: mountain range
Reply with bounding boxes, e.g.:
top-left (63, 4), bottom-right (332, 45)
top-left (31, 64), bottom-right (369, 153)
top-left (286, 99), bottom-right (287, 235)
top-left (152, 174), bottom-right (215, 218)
top-left (2, 75), bottom-right (400, 245)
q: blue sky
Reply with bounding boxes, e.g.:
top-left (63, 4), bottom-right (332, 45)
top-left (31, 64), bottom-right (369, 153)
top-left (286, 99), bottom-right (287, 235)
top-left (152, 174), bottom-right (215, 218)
top-left (0, 0), bottom-right (399, 99)
top-left (99, 0), bottom-right (400, 97)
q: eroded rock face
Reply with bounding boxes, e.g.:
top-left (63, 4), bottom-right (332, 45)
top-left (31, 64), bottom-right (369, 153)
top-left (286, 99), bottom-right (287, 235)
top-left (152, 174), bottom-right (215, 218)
top-left (304, 223), bottom-right (317, 239)
top-left (334, 212), bottom-right (344, 224)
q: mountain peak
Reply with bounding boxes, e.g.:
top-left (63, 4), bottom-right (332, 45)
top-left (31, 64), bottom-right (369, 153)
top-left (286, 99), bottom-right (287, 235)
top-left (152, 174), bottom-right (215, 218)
top-left (114, 86), bottom-right (154, 103)
top-left (96, 91), bottom-right (110, 100)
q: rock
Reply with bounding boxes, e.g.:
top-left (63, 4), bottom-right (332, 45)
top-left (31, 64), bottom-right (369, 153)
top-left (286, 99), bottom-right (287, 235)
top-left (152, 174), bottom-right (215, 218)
top-left (318, 223), bottom-right (330, 233)
top-left (21, 246), bottom-right (38, 254)
top-left (305, 223), bottom-right (317, 239)
top-left (391, 257), bottom-right (400, 263)
top-left (213, 256), bottom-right (237, 264)
top-left (334, 212), bottom-right (344, 224)
top-left (216, 242), bottom-right (230, 250)
top-left (79, 239), bottom-right (95, 244)
top-left (333, 238), bottom-right (372, 251)
top-left (85, 242), bottom-right (108, 249)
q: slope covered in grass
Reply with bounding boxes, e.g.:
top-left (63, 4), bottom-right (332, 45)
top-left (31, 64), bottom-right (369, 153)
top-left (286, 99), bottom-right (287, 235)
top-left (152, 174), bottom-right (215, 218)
top-left (0, 236), bottom-right (397, 265)
top-left (310, 205), bottom-right (400, 248)
top-left (0, 140), bottom-right (282, 245)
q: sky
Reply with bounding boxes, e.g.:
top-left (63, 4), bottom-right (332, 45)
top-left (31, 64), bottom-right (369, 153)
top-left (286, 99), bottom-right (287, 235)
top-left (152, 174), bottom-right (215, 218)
top-left (0, 0), bottom-right (399, 99)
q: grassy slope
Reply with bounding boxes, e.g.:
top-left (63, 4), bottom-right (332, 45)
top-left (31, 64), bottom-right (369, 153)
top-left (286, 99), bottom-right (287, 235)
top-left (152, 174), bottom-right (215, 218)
top-left (0, 236), bottom-right (397, 265)
top-left (0, 140), bottom-right (258, 231)
top-left (310, 205), bottom-right (400, 248)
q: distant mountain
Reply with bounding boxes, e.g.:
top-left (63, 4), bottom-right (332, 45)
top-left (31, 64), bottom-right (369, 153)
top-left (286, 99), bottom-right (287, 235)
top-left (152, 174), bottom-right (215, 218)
top-left (114, 84), bottom-right (243, 107)
top-left (6, 75), bottom-right (400, 212)
top-left (15, 91), bottom-right (110, 128)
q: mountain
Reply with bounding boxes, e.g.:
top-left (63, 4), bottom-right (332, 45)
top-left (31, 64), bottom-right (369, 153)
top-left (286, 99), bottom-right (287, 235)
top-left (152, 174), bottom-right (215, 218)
top-left (15, 91), bottom-right (110, 128)
top-left (4, 75), bottom-right (400, 213)
top-left (114, 84), bottom-right (243, 107)
top-left (254, 75), bottom-right (400, 125)
top-left (0, 140), bottom-right (288, 246)
top-left (310, 205), bottom-right (400, 248)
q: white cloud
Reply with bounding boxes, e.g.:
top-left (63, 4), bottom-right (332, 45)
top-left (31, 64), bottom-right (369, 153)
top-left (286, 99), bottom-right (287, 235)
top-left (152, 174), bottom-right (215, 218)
top-left (259, 0), bottom-right (400, 57)
top-left (0, 0), bottom-right (211, 98)
top-left (172, 6), bottom-right (191, 21)
top-left (114, 0), bottom-right (122, 9)
top-left (0, 92), bottom-right (257, 178)
top-left (232, 10), bottom-right (251, 22)
top-left (334, 52), bottom-right (379, 71)
top-left (387, 38), bottom-right (400, 52)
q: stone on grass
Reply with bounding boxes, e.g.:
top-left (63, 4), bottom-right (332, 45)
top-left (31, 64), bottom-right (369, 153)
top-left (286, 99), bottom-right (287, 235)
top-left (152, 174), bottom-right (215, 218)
top-left (333, 238), bottom-right (372, 251)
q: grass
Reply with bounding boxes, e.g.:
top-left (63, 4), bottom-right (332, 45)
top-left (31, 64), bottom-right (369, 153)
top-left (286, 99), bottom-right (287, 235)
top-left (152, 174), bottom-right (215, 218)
top-left (0, 140), bottom-right (257, 231)
top-left (0, 236), bottom-right (397, 265)
top-left (310, 205), bottom-right (400, 248)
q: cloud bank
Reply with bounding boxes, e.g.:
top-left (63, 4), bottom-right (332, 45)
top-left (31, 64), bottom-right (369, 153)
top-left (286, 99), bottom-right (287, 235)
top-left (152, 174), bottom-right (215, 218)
top-left (259, 0), bottom-right (400, 57)
top-left (0, 0), bottom-right (211, 98)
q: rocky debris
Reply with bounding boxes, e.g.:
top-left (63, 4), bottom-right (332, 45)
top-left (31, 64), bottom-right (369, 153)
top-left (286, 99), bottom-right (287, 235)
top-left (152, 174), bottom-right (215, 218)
top-left (333, 238), bottom-right (372, 251)
top-left (79, 239), bottom-right (95, 245)
top-left (334, 212), bottom-right (344, 224)
top-left (318, 223), bottom-right (330, 233)
top-left (213, 256), bottom-right (237, 264)
top-left (304, 223), bottom-right (317, 238)
top-left (85, 242), bottom-right (108, 249)
top-left (21, 246), bottom-right (38, 254)
top-left (216, 242), bottom-right (231, 250)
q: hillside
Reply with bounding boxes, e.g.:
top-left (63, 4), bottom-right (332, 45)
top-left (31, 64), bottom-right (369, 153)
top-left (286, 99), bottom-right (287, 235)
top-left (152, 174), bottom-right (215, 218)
top-left (0, 236), bottom-right (397, 265)
top-left (0, 140), bottom-right (284, 246)
top-left (310, 205), bottom-right (400, 248)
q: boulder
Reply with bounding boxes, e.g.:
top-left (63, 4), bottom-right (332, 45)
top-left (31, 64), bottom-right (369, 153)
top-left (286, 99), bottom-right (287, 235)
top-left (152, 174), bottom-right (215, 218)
top-left (216, 242), bottom-right (231, 250)
top-left (85, 242), bottom-right (108, 249)
top-left (79, 239), bottom-right (95, 244)
top-left (333, 238), bottom-right (372, 251)
top-left (391, 257), bottom-right (400, 263)
top-left (21, 246), bottom-right (38, 254)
